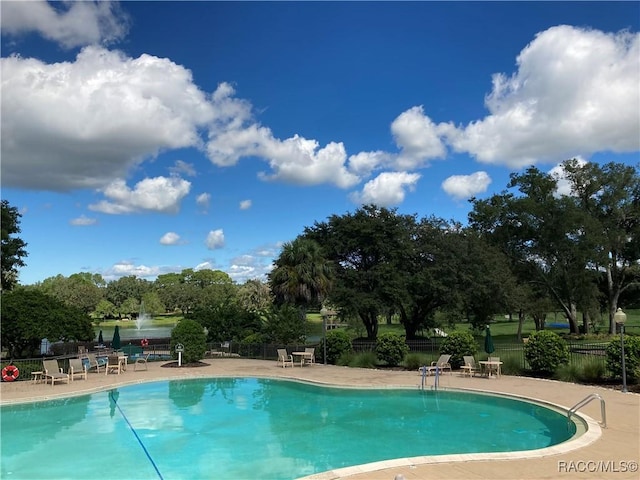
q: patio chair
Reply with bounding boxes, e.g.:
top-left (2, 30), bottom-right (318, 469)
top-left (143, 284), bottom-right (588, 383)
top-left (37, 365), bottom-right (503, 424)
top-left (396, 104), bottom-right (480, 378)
top-left (277, 349), bottom-right (293, 368)
top-left (487, 356), bottom-right (501, 377)
top-left (68, 358), bottom-right (88, 381)
top-left (426, 354), bottom-right (451, 375)
top-left (461, 355), bottom-right (480, 377)
top-left (42, 359), bottom-right (70, 386)
top-left (105, 355), bottom-right (122, 375)
top-left (304, 347), bottom-right (315, 365)
top-left (134, 353), bottom-right (150, 371)
top-left (85, 353), bottom-right (107, 373)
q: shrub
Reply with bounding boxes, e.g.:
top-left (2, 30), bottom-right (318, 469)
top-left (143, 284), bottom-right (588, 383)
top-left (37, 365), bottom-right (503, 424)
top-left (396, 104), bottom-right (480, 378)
top-left (499, 351), bottom-right (525, 376)
top-left (555, 363), bottom-right (580, 383)
top-left (376, 333), bottom-right (409, 367)
top-left (319, 329), bottom-right (352, 364)
top-left (170, 318), bottom-right (207, 364)
top-left (404, 353), bottom-right (430, 371)
top-left (579, 359), bottom-right (606, 383)
top-left (348, 351), bottom-right (378, 369)
top-left (439, 331), bottom-right (477, 369)
top-left (605, 335), bottom-right (640, 382)
top-left (523, 330), bottom-right (569, 375)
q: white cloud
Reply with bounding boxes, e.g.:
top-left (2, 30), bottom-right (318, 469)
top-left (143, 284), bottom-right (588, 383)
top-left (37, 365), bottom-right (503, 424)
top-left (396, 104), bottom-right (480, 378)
top-left (350, 171), bottom-right (421, 207)
top-left (170, 160), bottom-right (196, 177)
top-left (160, 232), bottom-right (182, 245)
top-left (347, 151), bottom-right (393, 177)
top-left (69, 215), bottom-right (97, 226)
top-left (549, 157), bottom-right (588, 197)
top-left (1, 46), bottom-right (214, 191)
top-left (239, 199), bottom-right (252, 210)
top-left (1, 0), bottom-right (130, 48)
top-left (390, 106), bottom-right (451, 169)
top-left (205, 229), bottom-right (225, 250)
top-left (196, 193), bottom-right (211, 211)
top-left (195, 261), bottom-right (216, 271)
top-left (101, 260), bottom-right (176, 282)
top-left (448, 26), bottom-right (640, 166)
top-left (89, 176), bottom-right (191, 214)
top-left (442, 171), bottom-right (492, 200)
top-left (206, 84), bottom-right (360, 188)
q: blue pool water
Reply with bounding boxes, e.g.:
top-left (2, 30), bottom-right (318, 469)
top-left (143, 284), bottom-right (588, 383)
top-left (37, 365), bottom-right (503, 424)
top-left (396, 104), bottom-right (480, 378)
top-left (1, 378), bottom-right (577, 479)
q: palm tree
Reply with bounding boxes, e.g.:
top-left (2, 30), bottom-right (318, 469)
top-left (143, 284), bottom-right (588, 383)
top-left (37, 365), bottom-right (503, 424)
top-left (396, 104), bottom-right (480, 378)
top-left (269, 238), bottom-right (333, 318)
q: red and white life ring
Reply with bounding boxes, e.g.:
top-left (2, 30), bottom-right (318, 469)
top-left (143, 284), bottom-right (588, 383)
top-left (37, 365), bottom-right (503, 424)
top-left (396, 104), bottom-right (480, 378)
top-left (140, 338), bottom-right (149, 347)
top-left (2, 365), bottom-right (19, 382)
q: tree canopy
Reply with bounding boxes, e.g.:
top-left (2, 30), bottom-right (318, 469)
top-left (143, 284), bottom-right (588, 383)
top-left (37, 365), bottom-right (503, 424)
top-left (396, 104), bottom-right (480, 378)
top-left (1, 200), bottom-right (28, 291)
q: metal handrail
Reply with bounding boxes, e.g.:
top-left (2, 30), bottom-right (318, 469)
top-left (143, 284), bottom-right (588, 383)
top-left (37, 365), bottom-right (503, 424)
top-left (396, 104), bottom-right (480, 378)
top-left (568, 393), bottom-right (606, 428)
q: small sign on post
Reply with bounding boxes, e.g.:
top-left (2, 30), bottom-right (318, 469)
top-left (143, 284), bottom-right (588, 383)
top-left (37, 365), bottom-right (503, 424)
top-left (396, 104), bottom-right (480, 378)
top-left (175, 343), bottom-right (184, 367)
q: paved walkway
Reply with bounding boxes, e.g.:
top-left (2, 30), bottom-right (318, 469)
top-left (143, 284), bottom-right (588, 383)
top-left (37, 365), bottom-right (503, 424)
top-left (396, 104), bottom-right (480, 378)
top-left (1, 359), bottom-right (638, 480)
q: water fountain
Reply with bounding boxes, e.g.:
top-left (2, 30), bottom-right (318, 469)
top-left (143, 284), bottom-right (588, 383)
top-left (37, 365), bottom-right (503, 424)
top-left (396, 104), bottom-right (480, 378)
top-left (136, 301), bottom-right (150, 330)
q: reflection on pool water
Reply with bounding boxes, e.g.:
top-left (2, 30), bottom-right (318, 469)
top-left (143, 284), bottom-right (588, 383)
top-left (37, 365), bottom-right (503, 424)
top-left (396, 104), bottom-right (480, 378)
top-left (1, 378), bottom-right (579, 480)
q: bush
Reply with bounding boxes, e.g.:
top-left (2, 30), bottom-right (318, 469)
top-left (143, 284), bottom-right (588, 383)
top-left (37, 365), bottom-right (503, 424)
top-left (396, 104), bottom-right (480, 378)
top-left (579, 359), bottom-right (606, 383)
top-left (499, 351), bottom-right (525, 376)
top-left (605, 335), bottom-right (640, 382)
top-left (404, 353), bottom-right (430, 371)
top-left (319, 330), bottom-right (352, 364)
top-left (376, 333), bottom-right (409, 367)
top-left (170, 319), bottom-right (207, 364)
top-left (347, 351), bottom-right (378, 369)
top-left (523, 330), bottom-right (569, 375)
top-left (439, 331), bottom-right (477, 369)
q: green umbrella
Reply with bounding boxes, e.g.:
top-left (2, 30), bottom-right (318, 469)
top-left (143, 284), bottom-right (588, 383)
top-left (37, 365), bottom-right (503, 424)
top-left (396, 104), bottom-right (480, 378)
top-left (484, 326), bottom-right (495, 357)
top-left (112, 325), bottom-right (121, 350)
top-left (98, 330), bottom-right (104, 345)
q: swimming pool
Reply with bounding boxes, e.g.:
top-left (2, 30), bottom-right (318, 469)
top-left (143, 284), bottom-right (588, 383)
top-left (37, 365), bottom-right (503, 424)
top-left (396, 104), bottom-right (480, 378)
top-left (1, 377), bottom-right (581, 479)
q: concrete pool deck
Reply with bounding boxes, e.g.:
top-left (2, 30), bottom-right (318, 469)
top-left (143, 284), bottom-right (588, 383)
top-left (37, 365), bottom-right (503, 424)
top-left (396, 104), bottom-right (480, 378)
top-left (1, 358), bottom-right (638, 480)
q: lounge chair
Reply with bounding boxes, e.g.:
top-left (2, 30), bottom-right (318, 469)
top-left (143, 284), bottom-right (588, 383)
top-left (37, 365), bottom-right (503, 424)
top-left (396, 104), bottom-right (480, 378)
top-left (42, 359), bottom-right (70, 386)
top-left (105, 355), bottom-right (122, 375)
top-left (461, 355), bottom-right (481, 377)
top-left (68, 358), bottom-right (88, 381)
top-left (85, 353), bottom-right (107, 373)
top-left (304, 347), bottom-right (315, 365)
top-left (426, 354), bottom-right (452, 375)
top-left (134, 353), bottom-right (150, 371)
top-left (277, 349), bottom-right (293, 368)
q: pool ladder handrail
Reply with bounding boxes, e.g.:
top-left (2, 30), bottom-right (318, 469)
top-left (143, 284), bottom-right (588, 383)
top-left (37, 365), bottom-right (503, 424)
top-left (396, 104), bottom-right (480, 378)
top-left (568, 393), bottom-right (606, 429)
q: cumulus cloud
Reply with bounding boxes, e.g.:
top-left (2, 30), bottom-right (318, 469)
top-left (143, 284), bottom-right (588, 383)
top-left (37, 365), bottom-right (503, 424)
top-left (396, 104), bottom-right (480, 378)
top-left (206, 84), bottom-right (360, 188)
top-left (239, 199), bottom-right (252, 210)
top-left (69, 215), bottom-right (97, 226)
top-left (160, 232), bottom-right (182, 245)
top-left (227, 254), bottom-right (273, 283)
top-left (350, 171), bottom-right (421, 207)
top-left (448, 26), bottom-right (640, 166)
top-left (205, 229), bottom-right (225, 250)
top-left (89, 176), bottom-right (191, 214)
top-left (100, 260), bottom-right (175, 281)
top-left (196, 193), bottom-right (211, 211)
top-left (390, 106), bottom-right (452, 169)
top-left (442, 171), bottom-right (492, 200)
top-left (1, 0), bottom-right (130, 48)
top-left (347, 151), bottom-right (393, 177)
top-left (1, 46), bottom-right (214, 192)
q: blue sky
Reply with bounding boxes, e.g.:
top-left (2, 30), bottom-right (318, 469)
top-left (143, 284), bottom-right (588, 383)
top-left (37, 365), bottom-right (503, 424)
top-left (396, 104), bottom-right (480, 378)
top-left (1, 1), bottom-right (639, 286)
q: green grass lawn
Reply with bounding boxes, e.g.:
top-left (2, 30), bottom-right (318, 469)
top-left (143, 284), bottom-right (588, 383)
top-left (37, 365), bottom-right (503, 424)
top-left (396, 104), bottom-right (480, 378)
top-left (305, 309), bottom-right (640, 344)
